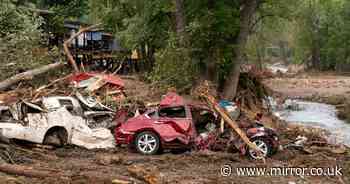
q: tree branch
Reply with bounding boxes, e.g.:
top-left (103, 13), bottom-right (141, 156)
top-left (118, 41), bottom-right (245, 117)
top-left (63, 24), bottom-right (102, 72)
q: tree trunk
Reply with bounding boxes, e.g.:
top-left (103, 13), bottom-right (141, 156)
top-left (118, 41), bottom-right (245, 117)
top-left (222, 0), bottom-right (259, 100)
top-left (279, 41), bottom-right (288, 65)
top-left (174, 0), bottom-right (186, 45)
top-left (147, 45), bottom-right (156, 72)
top-left (309, 0), bottom-right (321, 70)
top-left (0, 62), bottom-right (64, 91)
top-left (256, 45), bottom-right (263, 70)
top-left (206, 57), bottom-right (217, 81)
top-left (311, 18), bottom-right (321, 70)
top-left (311, 43), bottom-right (321, 70)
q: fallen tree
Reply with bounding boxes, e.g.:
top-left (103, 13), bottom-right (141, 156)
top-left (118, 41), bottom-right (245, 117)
top-left (0, 62), bottom-right (64, 91)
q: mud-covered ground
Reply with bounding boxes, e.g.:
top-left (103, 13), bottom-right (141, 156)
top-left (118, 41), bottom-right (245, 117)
top-left (263, 72), bottom-right (350, 98)
top-left (0, 134), bottom-right (348, 184)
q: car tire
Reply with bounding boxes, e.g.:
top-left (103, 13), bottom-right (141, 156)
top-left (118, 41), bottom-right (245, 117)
top-left (135, 131), bottom-right (160, 155)
top-left (247, 137), bottom-right (272, 160)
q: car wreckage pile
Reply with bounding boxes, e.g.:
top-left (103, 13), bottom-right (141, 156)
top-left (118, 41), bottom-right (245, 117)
top-left (0, 72), bottom-right (125, 150)
top-left (0, 69), bottom-right (280, 159)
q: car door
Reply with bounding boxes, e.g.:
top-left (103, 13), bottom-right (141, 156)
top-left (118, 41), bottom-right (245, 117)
top-left (158, 106), bottom-right (192, 134)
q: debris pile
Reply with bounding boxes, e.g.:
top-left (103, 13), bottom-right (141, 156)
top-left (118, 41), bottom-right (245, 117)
top-left (0, 70), bottom-right (130, 150)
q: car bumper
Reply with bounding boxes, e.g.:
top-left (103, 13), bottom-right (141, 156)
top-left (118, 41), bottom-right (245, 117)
top-left (114, 128), bottom-right (135, 145)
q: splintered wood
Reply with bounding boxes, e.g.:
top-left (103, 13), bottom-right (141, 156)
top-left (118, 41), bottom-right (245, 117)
top-left (195, 81), bottom-right (262, 154)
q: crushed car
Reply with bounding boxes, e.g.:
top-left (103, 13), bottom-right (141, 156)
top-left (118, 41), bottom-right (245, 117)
top-left (0, 95), bottom-right (116, 149)
top-left (115, 92), bottom-right (279, 159)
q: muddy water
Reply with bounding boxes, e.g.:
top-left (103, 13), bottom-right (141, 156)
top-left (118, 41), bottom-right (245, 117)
top-left (275, 100), bottom-right (350, 146)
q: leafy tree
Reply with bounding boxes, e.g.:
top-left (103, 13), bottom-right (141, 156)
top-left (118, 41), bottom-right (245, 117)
top-left (0, 0), bottom-right (54, 79)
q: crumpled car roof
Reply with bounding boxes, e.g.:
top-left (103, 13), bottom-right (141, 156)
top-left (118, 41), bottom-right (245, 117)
top-left (69, 72), bottom-right (124, 89)
top-left (160, 92), bottom-right (185, 107)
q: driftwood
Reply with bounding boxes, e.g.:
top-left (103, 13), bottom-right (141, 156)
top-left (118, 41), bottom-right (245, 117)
top-left (63, 24), bottom-right (101, 72)
top-left (0, 62), bottom-right (64, 91)
top-left (127, 165), bottom-right (160, 184)
top-left (0, 163), bottom-right (68, 179)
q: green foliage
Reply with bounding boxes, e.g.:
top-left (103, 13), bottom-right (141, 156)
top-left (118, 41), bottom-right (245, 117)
top-left (0, 0), bottom-right (55, 79)
top-left (40, 0), bottom-right (88, 34)
top-left (150, 44), bottom-right (195, 91)
top-left (186, 0), bottom-right (239, 75)
top-left (293, 0), bottom-right (350, 70)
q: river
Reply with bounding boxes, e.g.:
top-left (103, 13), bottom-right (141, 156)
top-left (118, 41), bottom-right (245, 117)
top-left (273, 100), bottom-right (350, 146)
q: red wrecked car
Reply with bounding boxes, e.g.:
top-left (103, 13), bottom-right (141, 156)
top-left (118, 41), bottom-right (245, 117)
top-left (114, 92), bottom-right (279, 158)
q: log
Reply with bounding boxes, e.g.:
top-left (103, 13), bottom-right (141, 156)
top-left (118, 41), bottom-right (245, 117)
top-left (127, 165), bottom-right (160, 184)
top-left (63, 24), bottom-right (101, 72)
top-left (0, 163), bottom-right (67, 179)
top-left (202, 93), bottom-right (261, 153)
top-left (0, 62), bottom-right (64, 91)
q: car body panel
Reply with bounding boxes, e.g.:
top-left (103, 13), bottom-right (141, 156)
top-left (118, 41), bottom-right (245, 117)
top-left (115, 93), bottom-right (207, 147)
top-left (0, 107), bottom-right (75, 144)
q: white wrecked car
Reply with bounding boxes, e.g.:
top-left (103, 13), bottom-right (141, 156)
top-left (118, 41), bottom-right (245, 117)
top-left (0, 96), bottom-right (115, 149)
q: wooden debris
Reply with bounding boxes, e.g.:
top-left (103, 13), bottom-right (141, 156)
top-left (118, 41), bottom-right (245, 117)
top-left (196, 81), bottom-right (261, 154)
top-left (127, 165), bottom-right (160, 184)
top-left (112, 178), bottom-right (132, 184)
top-left (112, 61), bottom-right (124, 75)
top-left (0, 163), bottom-right (68, 179)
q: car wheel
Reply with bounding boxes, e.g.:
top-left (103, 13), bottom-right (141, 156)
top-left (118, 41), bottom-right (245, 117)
top-left (43, 128), bottom-right (68, 147)
top-left (248, 138), bottom-right (271, 160)
top-left (135, 131), bottom-right (160, 155)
